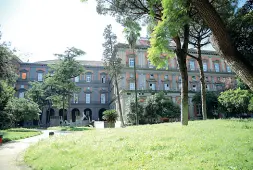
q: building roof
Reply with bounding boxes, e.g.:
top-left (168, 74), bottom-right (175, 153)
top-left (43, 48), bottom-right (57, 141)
top-left (35, 60), bottom-right (104, 67)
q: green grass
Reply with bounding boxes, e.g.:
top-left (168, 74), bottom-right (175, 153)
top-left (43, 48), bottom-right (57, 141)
top-left (48, 126), bottom-right (92, 131)
top-left (0, 128), bottom-right (42, 143)
top-left (25, 120), bottom-right (253, 170)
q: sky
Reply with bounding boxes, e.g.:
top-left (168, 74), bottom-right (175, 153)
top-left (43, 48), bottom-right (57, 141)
top-left (0, 0), bottom-right (147, 62)
top-left (0, 0), bottom-right (247, 62)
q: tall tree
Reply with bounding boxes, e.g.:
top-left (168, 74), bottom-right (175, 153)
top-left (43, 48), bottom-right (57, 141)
top-left (187, 19), bottom-right (211, 120)
top-left (102, 25), bottom-right (125, 127)
top-left (191, 0), bottom-right (253, 90)
top-left (46, 47), bottom-right (85, 122)
top-left (123, 18), bottom-right (141, 125)
top-left (96, 0), bottom-right (190, 125)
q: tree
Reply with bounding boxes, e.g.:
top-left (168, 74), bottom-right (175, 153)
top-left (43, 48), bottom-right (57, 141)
top-left (0, 32), bottom-right (17, 83)
top-left (236, 77), bottom-right (250, 90)
top-left (123, 18), bottom-right (141, 125)
top-left (96, 0), bottom-right (191, 125)
top-left (192, 92), bottom-right (219, 118)
top-left (26, 82), bottom-right (47, 111)
top-left (191, 0), bottom-right (253, 90)
top-left (5, 98), bottom-right (40, 124)
top-left (126, 100), bottom-right (144, 125)
top-left (46, 47), bottom-right (85, 122)
top-left (187, 18), bottom-right (211, 120)
top-left (102, 25), bottom-right (125, 127)
top-left (249, 97), bottom-right (253, 111)
top-left (144, 92), bottom-right (180, 124)
top-left (102, 109), bottom-right (118, 128)
top-left (218, 88), bottom-right (253, 117)
top-left (0, 81), bottom-right (15, 129)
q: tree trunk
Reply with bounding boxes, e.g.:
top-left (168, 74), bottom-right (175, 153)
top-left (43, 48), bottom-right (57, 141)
top-left (197, 54), bottom-right (207, 120)
top-left (115, 73), bottom-right (125, 127)
top-left (62, 96), bottom-right (65, 121)
top-left (176, 50), bottom-right (189, 126)
top-left (132, 48), bottom-right (139, 125)
top-left (192, 0), bottom-right (253, 90)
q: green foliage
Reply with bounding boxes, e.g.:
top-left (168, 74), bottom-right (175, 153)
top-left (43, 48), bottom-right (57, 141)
top-left (0, 33), bottom-right (18, 83)
top-left (123, 18), bottom-right (141, 49)
top-left (0, 81), bottom-right (16, 129)
top-left (144, 92), bottom-right (180, 123)
top-left (26, 81), bottom-right (47, 109)
top-left (5, 98), bottom-right (40, 122)
top-left (192, 92), bottom-right (219, 118)
top-left (248, 97), bottom-right (253, 111)
top-left (229, 1), bottom-right (253, 67)
top-left (45, 47), bottom-right (85, 109)
top-left (236, 77), bottom-right (250, 90)
top-left (218, 88), bottom-right (253, 115)
top-left (102, 110), bottom-right (118, 127)
top-left (126, 101), bottom-right (144, 124)
top-left (102, 24), bottom-right (123, 79)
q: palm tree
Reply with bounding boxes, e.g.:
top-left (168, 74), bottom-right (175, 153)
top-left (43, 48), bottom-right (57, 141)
top-left (123, 18), bottom-right (141, 125)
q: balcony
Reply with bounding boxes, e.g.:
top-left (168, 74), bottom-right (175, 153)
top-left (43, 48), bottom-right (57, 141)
top-left (71, 101), bottom-right (109, 105)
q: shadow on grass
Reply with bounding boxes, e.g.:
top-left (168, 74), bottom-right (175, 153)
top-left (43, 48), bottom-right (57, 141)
top-left (57, 127), bottom-right (91, 131)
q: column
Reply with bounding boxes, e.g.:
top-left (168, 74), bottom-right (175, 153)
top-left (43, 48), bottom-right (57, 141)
top-left (208, 57), bottom-right (213, 71)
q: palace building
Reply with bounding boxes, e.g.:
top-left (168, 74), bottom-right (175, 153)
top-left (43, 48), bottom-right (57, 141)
top-left (14, 38), bottom-right (236, 126)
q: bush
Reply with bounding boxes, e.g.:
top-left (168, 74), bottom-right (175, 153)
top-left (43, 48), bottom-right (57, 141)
top-left (103, 110), bottom-right (118, 128)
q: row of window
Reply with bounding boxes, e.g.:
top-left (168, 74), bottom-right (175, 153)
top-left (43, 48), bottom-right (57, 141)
top-left (21, 72), bottom-right (43, 81)
top-left (20, 72), bottom-right (107, 83)
top-left (128, 58), bottom-right (232, 72)
top-left (74, 75), bottom-right (106, 83)
top-left (73, 93), bottom-right (106, 104)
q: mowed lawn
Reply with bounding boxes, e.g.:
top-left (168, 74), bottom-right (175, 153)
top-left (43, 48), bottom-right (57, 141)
top-left (0, 128), bottom-right (42, 143)
top-left (25, 120), bottom-right (253, 170)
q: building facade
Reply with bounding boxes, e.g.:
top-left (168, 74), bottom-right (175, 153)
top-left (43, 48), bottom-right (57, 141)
top-left (109, 39), bottom-right (236, 122)
top-left (14, 39), bottom-right (236, 126)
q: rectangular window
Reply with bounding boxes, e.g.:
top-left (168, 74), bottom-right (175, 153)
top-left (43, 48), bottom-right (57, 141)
top-left (85, 94), bottom-right (90, 104)
top-left (73, 93), bottom-right (78, 103)
top-left (164, 84), bottom-right (170, 90)
top-left (86, 75), bottom-right (91, 82)
top-left (214, 63), bottom-right (220, 72)
top-left (148, 60), bottom-right (154, 68)
top-left (227, 66), bottom-right (231, 72)
top-left (178, 83), bottom-right (182, 90)
top-left (150, 74), bottom-right (154, 79)
top-left (21, 72), bottom-right (27, 80)
top-left (101, 94), bottom-right (105, 104)
top-left (193, 85), bottom-right (197, 91)
top-left (192, 76), bottom-right (196, 81)
top-left (206, 85), bottom-right (209, 91)
top-left (203, 62), bottom-right (208, 72)
top-left (20, 85), bottom-right (24, 88)
top-left (129, 58), bottom-right (134, 67)
top-left (178, 76), bottom-right (181, 82)
top-left (87, 87), bottom-right (90, 90)
top-left (130, 82), bottom-right (135, 90)
top-left (101, 75), bottom-right (106, 83)
top-left (74, 76), bottom-right (79, 82)
top-left (19, 92), bottom-right (24, 98)
top-left (164, 75), bottom-right (168, 80)
top-left (189, 60), bottom-right (195, 70)
top-left (149, 83), bottom-right (156, 90)
top-left (38, 73), bottom-right (43, 81)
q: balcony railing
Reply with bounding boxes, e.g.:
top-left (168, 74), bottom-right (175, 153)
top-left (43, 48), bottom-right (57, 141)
top-left (17, 78), bottom-right (109, 84)
top-left (71, 101), bottom-right (109, 105)
top-left (124, 64), bottom-right (235, 74)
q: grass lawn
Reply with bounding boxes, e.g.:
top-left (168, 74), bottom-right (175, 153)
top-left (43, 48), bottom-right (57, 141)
top-left (25, 120), bottom-right (253, 170)
top-left (0, 128), bottom-right (42, 143)
top-left (48, 126), bottom-right (92, 131)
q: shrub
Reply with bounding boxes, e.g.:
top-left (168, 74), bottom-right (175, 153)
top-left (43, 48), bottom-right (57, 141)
top-left (102, 110), bottom-right (118, 128)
